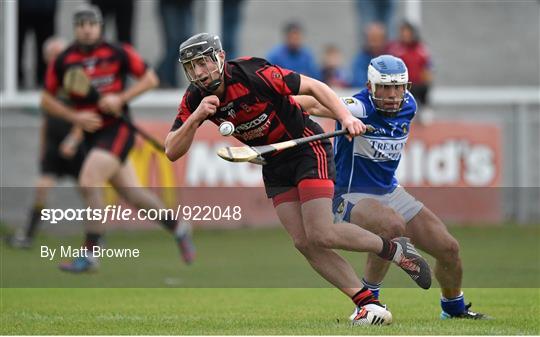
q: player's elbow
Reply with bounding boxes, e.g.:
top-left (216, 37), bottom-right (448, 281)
top-left (164, 137), bottom-right (185, 162)
top-left (165, 145), bottom-right (182, 162)
top-left (164, 141), bottom-right (180, 162)
top-left (165, 148), bottom-right (178, 162)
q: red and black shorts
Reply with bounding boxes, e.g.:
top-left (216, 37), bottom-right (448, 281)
top-left (262, 130), bottom-right (336, 207)
top-left (83, 120), bottom-right (135, 162)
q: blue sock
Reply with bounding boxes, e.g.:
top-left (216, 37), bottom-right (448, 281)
top-left (361, 278), bottom-right (381, 300)
top-left (441, 292), bottom-right (465, 316)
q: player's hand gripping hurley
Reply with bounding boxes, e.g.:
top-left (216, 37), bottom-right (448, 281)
top-left (62, 66), bottom-right (165, 152)
top-left (217, 124), bottom-right (375, 163)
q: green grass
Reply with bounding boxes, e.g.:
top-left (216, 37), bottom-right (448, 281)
top-left (2, 288), bottom-right (539, 335)
top-left (1, 225), bottom-right (539, 334)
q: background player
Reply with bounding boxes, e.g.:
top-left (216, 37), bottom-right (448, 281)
top-left (8, 37), bottom-right (85, 248)
top-left (297, 55), bottom-right (487, 319)
top-left (40, 5), bottom-right (195, 272)
top-left (165, 33), bottom-right (432, 324)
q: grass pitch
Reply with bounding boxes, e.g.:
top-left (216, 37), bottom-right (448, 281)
top-left (1, 225), bottom-right (539, 335)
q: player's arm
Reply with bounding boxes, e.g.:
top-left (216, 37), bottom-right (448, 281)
top-left (293, 95), bottom-right (334, 118)
top-left (165, 95), bottom-right (219, 162)
top-left (297, 75), bottom-right (365, 136)
top-left (98, 69), bottom-right (159, 116)
top-left (41, 91), bottom-right (102, 132)
top-left (59, 126), bottom-right (83, 158)
top-left (122, 69), bottom-right (159, 103)
top-left (42, 55), bottom-right (102, 132)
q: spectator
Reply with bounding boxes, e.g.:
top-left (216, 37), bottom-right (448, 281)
top-left (156, 0), bottom-right (193, 88)
top-left (350, 22), bottom-right (388, 88)
top-left (266, 22), bottom-right (320, 79)
top-left (320, 44), bottom-right (349, 88)
top-left (91, 0), bottom-right (135, 44)
top-left (388, 21), bottom-right (434, 123)
top-left (222, 0), bottom-right (246, 60)
top-left (17, 0), bottom-right (57, 88)
top-left (355, 0), bottom-right (397, 42)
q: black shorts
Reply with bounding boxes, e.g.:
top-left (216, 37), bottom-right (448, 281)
top-left (83, 120), bottom-right (135, 162)
top-left (40, 141), bottom-right (85, 178)
top-left (40, 116), bottom-right (85, 178)
top-left (262, 127), bottom-right (336, 199)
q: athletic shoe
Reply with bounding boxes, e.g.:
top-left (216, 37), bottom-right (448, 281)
top-left (350, 302), bottom-right (393, 326)
top-left (6, 234), bottom-right (33, 249)
top-left (175, 222), bottom-right (195, 264)
top-left (59, 256), bottom-right (98, 273)
top-left (441, 303), bottom-right (490, 320)
top-left (392, 237), bottom-right (432, 289)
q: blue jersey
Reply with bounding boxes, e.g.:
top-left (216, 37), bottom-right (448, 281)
top-left (334, 88), bottom-right (417, 196)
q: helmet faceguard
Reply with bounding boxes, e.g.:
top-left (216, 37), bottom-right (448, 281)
top-left (179, 33), bottom-right (224, 92)
top-left (367, 55), bottom-right (411, 116)
top-left (73, 5), bottom-right (103, 52)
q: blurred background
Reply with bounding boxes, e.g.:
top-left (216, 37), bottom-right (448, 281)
top-left (1, 0), bottom-right (539, 229)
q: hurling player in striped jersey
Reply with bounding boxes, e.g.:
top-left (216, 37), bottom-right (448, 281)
top-left (166, 33), bottom-right (436, 325)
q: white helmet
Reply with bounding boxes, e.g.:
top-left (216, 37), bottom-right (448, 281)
top-left (367, 55), bottom-right (411, 114)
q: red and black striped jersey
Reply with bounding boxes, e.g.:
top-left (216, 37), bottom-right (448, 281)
top-left (44, 41), bottom-right (148, 128)
top-left (171, 57), bottom-right (324, 149)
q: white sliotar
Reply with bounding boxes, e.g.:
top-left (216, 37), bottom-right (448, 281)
top-left (219, 121), bottom-right (235, 136)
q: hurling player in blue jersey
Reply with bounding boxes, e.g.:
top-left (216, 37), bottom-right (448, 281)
top-left (296, 55), bottom-right (487, 320)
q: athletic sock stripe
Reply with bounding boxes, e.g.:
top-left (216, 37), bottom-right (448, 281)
top-left (352, 289), bottom-right (373, 305)
top-left (362, 278), bottom-right (382, 288)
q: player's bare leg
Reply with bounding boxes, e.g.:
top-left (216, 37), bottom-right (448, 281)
top-left (59, 149), bottom-right (120, 272)
top-left (406, 207), bottom-right (462, 297)
top-left (8, 175), bottom-right (56, 248)
top-left (109, 161), bottom-right (164, 209)
top-left (110, 161), bottom-right (195, 264)
top-left (406, 207), bottom-right (487, 319)
top-left (34, 175), bottom-right (56, 205)
top-left (78, 149), bottom-right (122, 233)
top-left (300, 197), bottom-right (431, 289)
top-left (349, 199), bottom-right (406, 295)
top-left (275, 201), bottom-right (364, 294)
top-left (275, 200), bottom-right (391, 325)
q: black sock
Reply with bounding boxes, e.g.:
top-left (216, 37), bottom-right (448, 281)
top-left (25, 204), bottom-right (44, 239)
top-left (160, 219), bottom-right (176, 232)
top-left (377, 237), bottom-right (397, 261)
top-left (83, 233), bottom-right (102, 251)
top-left (351, 287), bottom-right (377, 306)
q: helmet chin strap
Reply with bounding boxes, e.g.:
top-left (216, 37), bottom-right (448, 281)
top-left (205, 79), bottom-right (222, 92)
top-left (75, 38), bottom-right (102, 53)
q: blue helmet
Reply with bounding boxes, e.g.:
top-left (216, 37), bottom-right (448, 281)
top-left (367, 55), bottom-right (411, 114)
